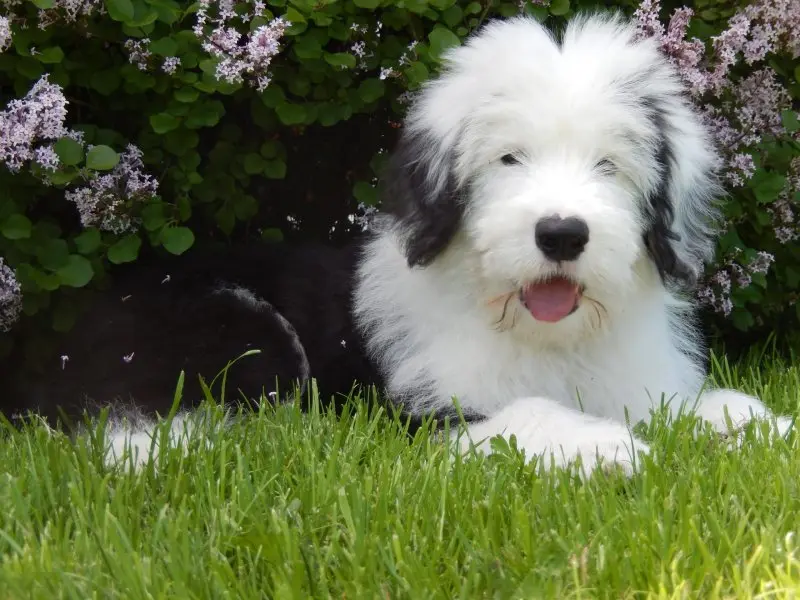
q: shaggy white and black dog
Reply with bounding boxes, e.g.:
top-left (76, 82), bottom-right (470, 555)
top-left (1, 13), bottom-right (793, 474)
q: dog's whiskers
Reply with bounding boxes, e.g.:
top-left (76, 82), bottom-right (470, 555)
top-left (583, 295), bottom-right (608, 330)
top-left (490, 292), bottom-right (517, 331)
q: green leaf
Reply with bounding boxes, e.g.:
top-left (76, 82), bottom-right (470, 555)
top-left (352, 0), bottom-right (379, 8)
top-left (150, 112), bottom-right (181, 134)
top-left (276, 103), bottom-right (307, 125)
top-left (57, 255), bottom-right (94, 288)
top-left (261, 228), bottom-right (284, 243)
top-left (142, 204), bottom-right (167, 231)
top-left (441, 5), bottom-right (463, 27)
top-left (37, 239), bottom-right (70, 270)
top-left (30, 269), bottom-right (60, 292)
top-left (1, 214), bottom-right (32, 240)
top-left (428, 27), bottom-right (461, 60)
top-left (150, 36), bottom-right (178, 56)
top-left (36, 47), bottom-right (64, 64)
top-left (243, 153), bottom-right (265, 175)
top-left (185, 100), bottom-right (225, 128)
top-left (404, 61), bottom-right (429, 86)
top-left (751, 170), bottom-right (787, 204)
top-left (324, 52), bottom-right (356, 69)
top-left (283, 7), bottom-right (306, 25)
top-left (782, 110), bottom-right (800, 133)
top-left (263, 159), bottom-right (287, 179)
top-left (214, 205), bottom-right (235, 234)
top-left (548, 0), bottom-right (570, 16)
top-left (174, 87), bottom-right (200, 103)
top-left (47, 169), bottom-right (79, 186)
top-left (90, 69), bottom-right (122, 95)
top-left (161, 226), bottom-right (195, 255)
top-left (105, 0), bottom-right (135, 22)
top-left (107, 234), bottom-right (142, 264)
top-left (353, 181), bottom-right (378, 206)
top-left (260, 140), bottom-right (280, 158)
top-left (54, 137), bottom-right (84, 166)
top-left (358, 79), bottom-right (385, 103)
top-left (294, 38), bottom-right (323, 60)
top-left (233, 194), bottom-right (258, 220)
top-left (127, 0), bottom-right (159, 26)
top-left (74, 228), bottom-right (102, 254)
top-left (31, 0), bottom-right (55, 8)
top-left (85, 145), bottom-right (120, 171)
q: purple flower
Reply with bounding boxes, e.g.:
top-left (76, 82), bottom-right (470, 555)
top-left (34, 145), bottom-right (60, 171)
top-left (748, 251), bottom-right (775, 275)
top-left (162, 56), bottom-right (181, 75)
top-left (124, 38), bottom-right (151, 71)
top-left (0, 258), bottom-right (22, 333)
top-left (194, 2), bottom-right (288, 91)
top-left (65, 144), bottom-right (158, 234)
top-left (0, 16), bottom-right (12, 53)
top-left (0, 75), bottom-right (69, 173)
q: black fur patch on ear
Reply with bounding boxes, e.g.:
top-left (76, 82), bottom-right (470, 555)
top-left (642, 107), bottom-right (697, 288)
top-left (380, 130), bottom-right (464, 267)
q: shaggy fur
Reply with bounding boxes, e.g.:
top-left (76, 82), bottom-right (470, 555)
top-left (1, 13), bottom-right (793, 473)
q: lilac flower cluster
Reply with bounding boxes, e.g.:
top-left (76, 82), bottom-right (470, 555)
top-left (697, 251), bottom-right (776, 316)
top-left (634, 0), bottom-right (800, 317)
top-left (162, 56), bottom-right (181, 75)
top-left (65, 144), bottom-right (159, 234)
top-left (770, 157), bottom-right (800, 244)
top-left (348, 20), bottom-right (420, 82)
top-left (124, 38), bottom-right (151, 71)
top-left (0, 74), bottom-right (73, 173)
top-left (33, 0), bottom-right (103, 29)
top-left (633, 0), bottom-right (797, 186)
top-left (193, 0), bottom-right (288, 91)
top-left (0, 75), bottom-right (158, 236)
top-left (0, 15), bottom-right (11, 52)
top-left (0, 258), bottom-right (22, 333)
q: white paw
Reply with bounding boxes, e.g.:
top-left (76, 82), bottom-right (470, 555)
top-left (536, 424), bottom-right (650, 478)
top-left (455, 397), bottom-right (649, 479)
top-left (695, 389), bottom-right (793, 444)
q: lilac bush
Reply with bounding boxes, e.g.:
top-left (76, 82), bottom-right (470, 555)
top-left (193, 0), bottom-right (289, 91)
top-left (0, 0), bottom-right (798, 345)
top-left (634, 0), bottom-right (800, 326)
top-left (0, 258), bottom-right (21, 333)
top-left (0, 74), bottom-right (71, 173)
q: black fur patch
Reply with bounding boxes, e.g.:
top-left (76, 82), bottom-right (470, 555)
top-left (0, 243), bottom-right (382, 426)
top-left (380, 130), bottom-right (465, 267)
top-left (641, 104), bottom-right (697, 288)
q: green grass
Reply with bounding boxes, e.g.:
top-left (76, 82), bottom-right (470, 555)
top-left (2, 352), bottom-right (800, 599)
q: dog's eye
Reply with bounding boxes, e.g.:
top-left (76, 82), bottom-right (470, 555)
top-left (595, 158), bottom-right (617, 173)
top-left (501, 154), bottom-right (521, 166)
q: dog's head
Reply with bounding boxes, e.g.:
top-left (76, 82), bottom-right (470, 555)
top-left (381, 14), bottom-right (721, 335)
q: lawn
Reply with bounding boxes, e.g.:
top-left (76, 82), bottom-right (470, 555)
top-left (1, 351), bottom-right (800, 599)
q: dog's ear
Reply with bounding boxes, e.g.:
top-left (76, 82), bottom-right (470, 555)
top-left (642, 107), bottom-right (721, 290)
top-left (380, 130), bottom-right (465, 267)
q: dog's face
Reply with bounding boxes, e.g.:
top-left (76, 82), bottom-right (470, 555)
top-left (382, 14), bottom-right (721, 334)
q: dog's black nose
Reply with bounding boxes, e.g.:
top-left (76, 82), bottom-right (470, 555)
top-left (535, 216), bottom-right (589, 262)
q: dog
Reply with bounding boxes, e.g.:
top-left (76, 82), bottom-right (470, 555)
top-left (1, 13), bottom-right (793, 474)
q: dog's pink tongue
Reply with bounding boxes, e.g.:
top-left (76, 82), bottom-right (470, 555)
top-left (522, 279), bottom-right (580, 322)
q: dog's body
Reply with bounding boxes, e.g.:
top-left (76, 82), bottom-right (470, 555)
top-left (2, 14), bottom-right (793, 473)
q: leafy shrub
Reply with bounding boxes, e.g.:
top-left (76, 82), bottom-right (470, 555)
top-left (0, 0), bottom-right (798, 360)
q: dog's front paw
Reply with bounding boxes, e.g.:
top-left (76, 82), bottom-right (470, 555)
top-left (455, 397), bottom-right (649, 478)
top-left (695, 389), bottom-right (793, 443)
top-left (538, 423), bottom-right (650, 478)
